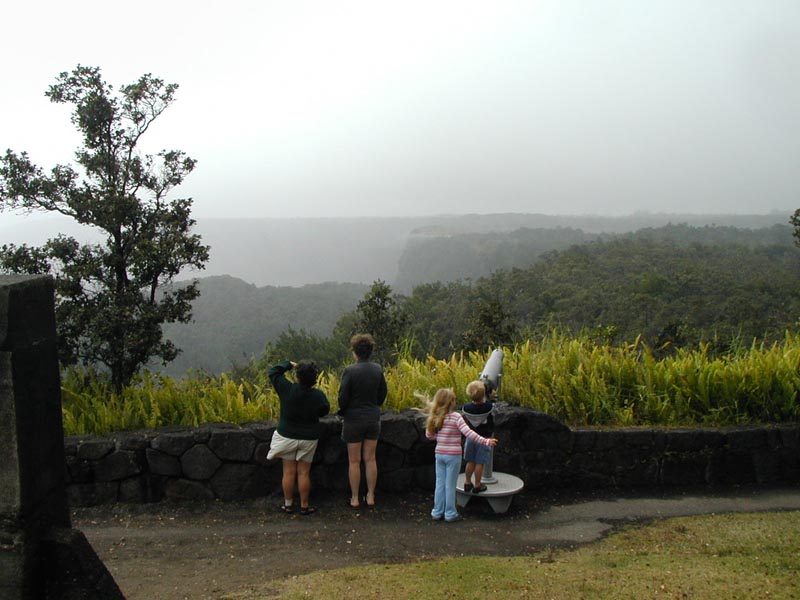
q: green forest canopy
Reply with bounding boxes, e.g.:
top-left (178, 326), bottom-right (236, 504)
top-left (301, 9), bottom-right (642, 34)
top-left (161, 222), bottom-right (800, 376)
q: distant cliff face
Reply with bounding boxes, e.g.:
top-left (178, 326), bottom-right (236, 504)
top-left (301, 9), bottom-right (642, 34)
top-left (4, 213), bottom-right (791, 376)
top-left (1, 213), bottom-right (787, 288)
top-left (194, 217), bottom-right (418, 286)
top-left (393, 216), bottom-right (793, 292)
top-left (195, 213), bottom-right (790, 288)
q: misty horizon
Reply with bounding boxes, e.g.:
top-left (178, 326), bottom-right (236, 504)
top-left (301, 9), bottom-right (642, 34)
top-left (1, 210), bottom-right (791, 288)
top-left (2, 1), bottom-right (798, 223)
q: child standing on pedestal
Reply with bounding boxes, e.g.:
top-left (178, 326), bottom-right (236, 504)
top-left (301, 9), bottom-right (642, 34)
top-left (422, 388), bottom-right (497, 522)
top-left (461, 380), bottom-right (496, 494)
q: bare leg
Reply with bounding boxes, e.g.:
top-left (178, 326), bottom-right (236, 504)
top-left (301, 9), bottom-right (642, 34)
top-left (362, 438), bottom-right (378, 506)
top-left (281, 459), bottom-right (297, 505)
top-left (347, 442), bottom-right (363, 507)
top-left (474, 463), bottom-right (485, 488)
top-left (464, 462), bottom-right (475, 487)
top-left (297, 460), bottom-right (312, 508)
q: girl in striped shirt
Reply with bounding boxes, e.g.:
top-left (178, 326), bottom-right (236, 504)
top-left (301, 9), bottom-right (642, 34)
top-left (423, 388), bottom-right (497, 522)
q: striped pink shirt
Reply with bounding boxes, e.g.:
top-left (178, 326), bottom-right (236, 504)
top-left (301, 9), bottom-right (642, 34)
top-left (426, 412), bottom-right (492, 455)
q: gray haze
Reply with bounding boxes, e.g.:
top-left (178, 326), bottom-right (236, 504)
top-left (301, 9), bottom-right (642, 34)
top-left (2, 0), bottom-right (799, 226)
top-left (0, 212), bottom-right (788, 287)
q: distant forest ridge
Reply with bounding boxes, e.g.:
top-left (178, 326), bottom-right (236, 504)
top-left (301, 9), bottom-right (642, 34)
top-left (1, 211), bottom-right (790, 287)
top-left (401, 228), bottom-right (800, 359)
top-left (395, 221), bottom-right (795, 291)
top-left (157, 277), bottom-right (369, 376)
top-left (194, 212), bottom-right (793, 287)
top-left (155, 218), bottom-right (799, 376)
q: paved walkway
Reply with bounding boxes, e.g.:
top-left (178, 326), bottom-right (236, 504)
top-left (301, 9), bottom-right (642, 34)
top-left (519, 486), bottom-right (800, 545)
top-left (73, 485), bottom-right (800, 600)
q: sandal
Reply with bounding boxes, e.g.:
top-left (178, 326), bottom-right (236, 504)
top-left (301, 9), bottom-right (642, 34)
top-left (280, 504), bottom-right (296, 514)
top-left (463, 483), bottom-right (473, 493)
top-left (472, 485), bottom-right (488, 494)
top-left (364, 494), bottom-right (376, 509)
top-left (299, 506), bottom-right (316, 515)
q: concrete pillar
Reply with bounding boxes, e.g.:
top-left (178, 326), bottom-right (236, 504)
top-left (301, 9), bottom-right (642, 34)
top-left (0, 275), bottom-right (69, 599)
top-left (0, 275), bottom-right (124, 599)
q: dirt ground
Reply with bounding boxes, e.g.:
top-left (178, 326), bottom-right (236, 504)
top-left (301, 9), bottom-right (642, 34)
top-left (71, 486), bottom-right (800, 600)
top-left (72, 488), bottom-right (577, 600)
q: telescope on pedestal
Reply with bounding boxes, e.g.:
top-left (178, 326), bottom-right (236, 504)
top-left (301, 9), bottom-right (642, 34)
top-left (456, 348), bottom-right (524, 514)
top-left (479, 348), bottom-right (503, 393)
top-left (477, 349), bottom-right (503, 483)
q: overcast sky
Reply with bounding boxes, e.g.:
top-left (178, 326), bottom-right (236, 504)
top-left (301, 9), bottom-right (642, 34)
top-left (2, 0), bottom-right (799, 224)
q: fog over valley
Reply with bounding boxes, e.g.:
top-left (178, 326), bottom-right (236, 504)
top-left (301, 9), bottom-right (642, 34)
top-left (2, 1), bottom-right (799, 383)
top-left (1, 210), bottom-right (796, 376)
top-left (0, 212), bottom-right (789, 288)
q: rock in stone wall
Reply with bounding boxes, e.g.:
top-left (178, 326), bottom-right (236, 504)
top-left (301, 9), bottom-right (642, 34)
top-left (63, 407), bottom-right (800, 507)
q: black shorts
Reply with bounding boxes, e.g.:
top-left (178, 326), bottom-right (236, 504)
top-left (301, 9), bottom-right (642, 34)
top-left (341, 418), bottom-right (381, 444)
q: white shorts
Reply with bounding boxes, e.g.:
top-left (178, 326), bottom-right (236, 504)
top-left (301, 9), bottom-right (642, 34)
top-left (267, 431), bottom-right (318, 462)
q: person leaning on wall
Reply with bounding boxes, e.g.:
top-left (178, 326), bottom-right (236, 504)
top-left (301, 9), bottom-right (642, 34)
top-left (337, 333), bottom-right (388, 509)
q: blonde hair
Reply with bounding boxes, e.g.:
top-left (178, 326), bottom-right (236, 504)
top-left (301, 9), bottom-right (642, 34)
top-left (419, 388), bottom-right (457, 434)
top-left (465, 380), bottom-right (486, 403)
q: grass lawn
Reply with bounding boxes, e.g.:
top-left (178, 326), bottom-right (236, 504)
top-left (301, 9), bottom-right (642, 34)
top-left (226, 510), bottom-right (800, 600)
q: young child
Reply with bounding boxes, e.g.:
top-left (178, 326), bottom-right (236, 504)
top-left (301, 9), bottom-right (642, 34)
top-left (461, 380), bottom-right (496, 494)
top-left (422, 388), bottom-right (497, 522)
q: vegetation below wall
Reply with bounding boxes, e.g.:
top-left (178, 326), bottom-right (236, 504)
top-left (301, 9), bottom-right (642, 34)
top-left (394, 222), bottom-right (794, 290)
top-left (62, 331), bottom-right (800, 435)
top-left (157, 223), bottom-right (800, 377)
top-left (55, 220), bottom-right (800, 434)
top-left (403, 226), bottom-right (800, 357)
top-left (156, 278), bottom-right (368, 376)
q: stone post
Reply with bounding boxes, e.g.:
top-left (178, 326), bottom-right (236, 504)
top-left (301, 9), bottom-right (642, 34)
top-left (0, 275), bottom-right (124, 599)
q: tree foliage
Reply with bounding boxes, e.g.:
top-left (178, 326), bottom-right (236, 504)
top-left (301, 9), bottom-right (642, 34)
top-left (348, 279), bottom-right (408, 364)
top-left (0, 65), bottom-right (209, 390)
top-left (458, 296), bottom-right (517, 352)
top-left (217, 222), bottom-right (800, 375)
top-left (401, 230), bottom-right (800, 358)
top-left (791, 209), bottom-right (800, 250)
top-left (395, 222), bottom-right (795, 291)
top-left (150, 221), bottom-right (800, 379)
top-left (157, 277), bottom-right (368, 376)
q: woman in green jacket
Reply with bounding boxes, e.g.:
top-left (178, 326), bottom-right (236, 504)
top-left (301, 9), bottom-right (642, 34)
top-left (268, 360), bottom-right (330, 515)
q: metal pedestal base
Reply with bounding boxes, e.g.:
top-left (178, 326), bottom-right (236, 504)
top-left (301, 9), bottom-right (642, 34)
top-left (456, 471), bottom-right (524, 514)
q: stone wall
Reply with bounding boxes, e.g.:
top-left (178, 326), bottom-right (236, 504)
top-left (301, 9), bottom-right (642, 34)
top-left (64, 407), bottom-right (800, 507)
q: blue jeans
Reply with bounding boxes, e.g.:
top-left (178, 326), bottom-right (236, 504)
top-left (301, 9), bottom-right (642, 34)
top-left (432, 453), bottom-right (461, 521)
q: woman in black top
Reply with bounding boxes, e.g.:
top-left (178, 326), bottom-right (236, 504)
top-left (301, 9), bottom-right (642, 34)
top-left (268, 360), bottom-right (330, 514)
top-left (337, 334), bottom-right (387, 508)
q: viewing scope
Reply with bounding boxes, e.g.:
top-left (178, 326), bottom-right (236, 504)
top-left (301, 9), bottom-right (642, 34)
top-left (479, 349), bottom-right (503, 399)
